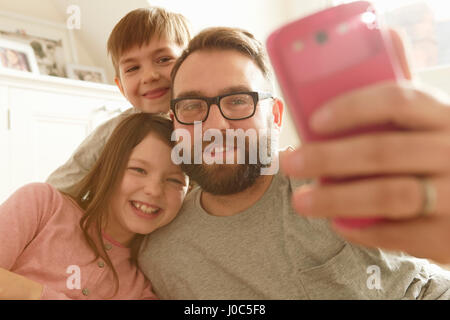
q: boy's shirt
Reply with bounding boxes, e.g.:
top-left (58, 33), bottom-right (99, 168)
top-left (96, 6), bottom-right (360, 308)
top-left (46, 108), bottom-right (139, 195)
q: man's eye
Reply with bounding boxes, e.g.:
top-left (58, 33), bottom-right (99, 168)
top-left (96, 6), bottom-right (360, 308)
top-left (230, 98), bottom-right (248, 105)
top-left (182, 102), bottom-right (202, 111)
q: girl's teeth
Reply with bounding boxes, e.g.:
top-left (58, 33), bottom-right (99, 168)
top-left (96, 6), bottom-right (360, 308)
top-left (132, 201), bottom-right (159, 214)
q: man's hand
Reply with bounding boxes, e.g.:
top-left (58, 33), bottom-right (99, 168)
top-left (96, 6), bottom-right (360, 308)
top-left (280, 29), bottom-right (450, 265)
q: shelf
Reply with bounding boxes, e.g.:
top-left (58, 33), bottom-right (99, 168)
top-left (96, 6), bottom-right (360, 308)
top-left (0, 68), bottom-right (125, 100)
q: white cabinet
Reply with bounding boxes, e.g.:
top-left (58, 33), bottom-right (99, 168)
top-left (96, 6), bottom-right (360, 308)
top-left (0, 70), bottom-right (131, 203)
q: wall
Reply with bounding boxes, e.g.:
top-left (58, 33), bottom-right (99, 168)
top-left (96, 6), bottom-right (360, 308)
top-left (0, 0), bottom-right (63, 22)
top-left (0, 0), bottom-right (97, 72)
top-left (49, 0), bottom-right (150, 85)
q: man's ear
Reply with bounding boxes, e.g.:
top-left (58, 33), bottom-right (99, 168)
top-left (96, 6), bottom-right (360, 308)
top-left (271, 98), bottom-right (284, 130)
top-left (114, 76), bottom-right (125, 96)
top-left (169, 110), bottom-right (175, 121)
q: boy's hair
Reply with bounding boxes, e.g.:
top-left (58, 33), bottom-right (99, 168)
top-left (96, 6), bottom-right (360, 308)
top-left (107, 7), bottom-right (191, 77)
top-left (170, 27), bottom-right (274, 94)
top-left (65, 112), bottom-right (175, 298)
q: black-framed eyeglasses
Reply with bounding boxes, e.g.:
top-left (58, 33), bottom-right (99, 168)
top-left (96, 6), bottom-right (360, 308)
top-left (170, 91), bottom-right (273, 125)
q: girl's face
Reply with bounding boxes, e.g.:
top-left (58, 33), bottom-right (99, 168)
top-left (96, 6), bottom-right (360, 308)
top-left (106, 133), bottom-right (189, 246)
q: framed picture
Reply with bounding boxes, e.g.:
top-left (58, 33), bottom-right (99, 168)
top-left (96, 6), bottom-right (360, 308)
top-left (0, 38), bottom-right (39, 74)
top-left (66, 64), bottom-right (107, 84)
top-left (0, 10), bottom-right (77, 78)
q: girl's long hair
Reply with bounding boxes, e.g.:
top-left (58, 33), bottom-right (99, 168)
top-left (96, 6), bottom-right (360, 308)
top-left (64, 112), bottom-right (174, 298)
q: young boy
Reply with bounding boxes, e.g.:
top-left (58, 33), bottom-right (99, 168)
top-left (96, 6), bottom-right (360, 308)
top-left (46, 7), bottom-right (191, 194)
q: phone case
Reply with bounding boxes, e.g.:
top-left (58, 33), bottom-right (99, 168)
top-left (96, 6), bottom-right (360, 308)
top-left (267, 1), bottom-right (405, 228)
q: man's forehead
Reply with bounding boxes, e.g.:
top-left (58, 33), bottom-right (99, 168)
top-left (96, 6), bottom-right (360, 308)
top-left (173, 49), bottom-right (267, 97)
top-left (175, 85), bottom-right (254, 99)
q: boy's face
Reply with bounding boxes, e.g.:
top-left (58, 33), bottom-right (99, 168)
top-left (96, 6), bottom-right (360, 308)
top-left (115, 37), bottom-right (184, 113)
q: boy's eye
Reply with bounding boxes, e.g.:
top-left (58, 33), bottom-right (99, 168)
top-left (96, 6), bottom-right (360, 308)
top-left (157, 56), bottom-right (174, 64)
top-left (125, 66), bottom-right (139, 73)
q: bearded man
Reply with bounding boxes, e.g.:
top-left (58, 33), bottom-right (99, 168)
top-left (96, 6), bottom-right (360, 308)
top-left (138, 27), bottom-right (450, 299)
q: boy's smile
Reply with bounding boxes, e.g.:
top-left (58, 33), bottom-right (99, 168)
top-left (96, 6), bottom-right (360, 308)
top-left (142, 87), bottom-right (170, 100)
top-left (115, 36), bottom-right (184, 113)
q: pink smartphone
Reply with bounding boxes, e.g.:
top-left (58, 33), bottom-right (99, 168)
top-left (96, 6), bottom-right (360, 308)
top-left (267, 1), bottom-right (405, 228)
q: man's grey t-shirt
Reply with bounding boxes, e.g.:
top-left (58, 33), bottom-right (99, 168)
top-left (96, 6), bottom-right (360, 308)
top-left (139, 171), bottom-right (450, 299)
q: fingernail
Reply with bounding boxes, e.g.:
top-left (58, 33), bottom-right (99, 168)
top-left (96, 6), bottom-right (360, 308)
top-left (310, 105), bottom-right (332, 131)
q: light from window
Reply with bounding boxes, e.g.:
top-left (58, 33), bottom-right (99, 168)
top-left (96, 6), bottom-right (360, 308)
top-left (333, 0), bottom-right (450, 70)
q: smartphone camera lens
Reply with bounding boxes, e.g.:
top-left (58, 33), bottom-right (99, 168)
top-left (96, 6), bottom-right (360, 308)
top-left (315, 31), bottom-right (328, 44)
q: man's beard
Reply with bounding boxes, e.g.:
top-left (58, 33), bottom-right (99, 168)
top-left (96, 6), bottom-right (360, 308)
top-left (181, 128), bottom-right (273, 195)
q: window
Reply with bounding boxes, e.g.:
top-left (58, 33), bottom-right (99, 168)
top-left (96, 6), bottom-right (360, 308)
top-left (333, 0), bottom-right (450, 70)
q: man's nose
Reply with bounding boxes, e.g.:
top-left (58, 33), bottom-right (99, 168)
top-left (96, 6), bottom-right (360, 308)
top-left (203, 104), bottom-right (231, 131)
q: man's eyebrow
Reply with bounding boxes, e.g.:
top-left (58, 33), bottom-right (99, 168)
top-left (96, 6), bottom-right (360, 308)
top-left (175, 90), bottom-right (204, 99)
top-left (175, 85), bottom-right (252, 99)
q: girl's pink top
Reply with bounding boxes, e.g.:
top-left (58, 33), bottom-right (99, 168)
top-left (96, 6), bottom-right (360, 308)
top-left (0, 183), bottom-right (157, 300)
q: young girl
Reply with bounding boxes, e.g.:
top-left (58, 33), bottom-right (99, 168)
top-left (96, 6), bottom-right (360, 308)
top-left (0, 113), bottom-right (189, 299)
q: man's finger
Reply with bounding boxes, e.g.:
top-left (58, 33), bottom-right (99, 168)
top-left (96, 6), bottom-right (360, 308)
top-left (331, 217), bottom-right (450, 265)
top-left (281, 132), bottom-right (450, 179)
top-left (292, 175), bottom-right (450, 220)
top-left (308, 81), bottom-right (450, 134)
